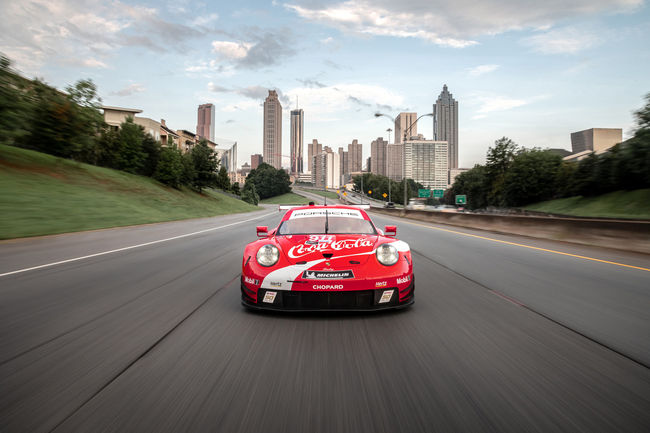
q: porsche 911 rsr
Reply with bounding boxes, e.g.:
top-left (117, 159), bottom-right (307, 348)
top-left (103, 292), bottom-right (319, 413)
top-left (241, 205), bottom-right (414, 311)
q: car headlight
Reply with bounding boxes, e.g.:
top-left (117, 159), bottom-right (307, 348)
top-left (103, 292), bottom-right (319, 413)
top-left (256, 244), bottom-right (280, 267)
top-left (376, 243), bottom-right (399, 266)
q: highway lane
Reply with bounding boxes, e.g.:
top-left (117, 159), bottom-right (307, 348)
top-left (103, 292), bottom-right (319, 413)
top-left (0, 209), bottom-right (649, 432)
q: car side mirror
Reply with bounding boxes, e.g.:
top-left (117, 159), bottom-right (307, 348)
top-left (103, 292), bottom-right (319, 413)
top-left (256, 226), bottom-right (268, 237)
top-left (384, 225), bottom-right (396, 237)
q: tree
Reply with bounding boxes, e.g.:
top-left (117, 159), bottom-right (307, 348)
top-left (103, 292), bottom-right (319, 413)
top-left (0, 56), bottom-right (31, 145)
top-left (232, 182), bottom-right (241, 195)
top-left (117, 117), bottom-right (146, 174)
top-left (216, 166), bottom-right (231, 191)
top-left (154, 145), bottom-right (183, 188)
top-left (140, 133), bottom-right (162, 177)
top-left (241, 181), bottom-right (260, 205)
top-left (180, 151), bottom-right (196, 186)
top-left (190, 139), bottom-right (218, 192)
top-left (447, 165), bottom-right (489, 209)
top-left (245, 163), bottom-right (291, 199)
top-left (486, 137), bottom-right (519, 206)
top-left (502, 149), bottom-right (562, 207)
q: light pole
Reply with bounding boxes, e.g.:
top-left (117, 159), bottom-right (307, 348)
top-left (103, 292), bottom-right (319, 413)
top-left (374, 112), bottom-right (433, 209)
top-left (387, 128), bottom-right (392, 202)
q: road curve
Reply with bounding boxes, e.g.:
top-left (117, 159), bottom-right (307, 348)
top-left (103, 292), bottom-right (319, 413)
top-left (0, 209), bottom-right (648, 433)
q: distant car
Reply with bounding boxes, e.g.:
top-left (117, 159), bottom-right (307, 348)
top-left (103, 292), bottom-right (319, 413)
top-left (385, 202), bottom-right (395, 208)
top-left (241, 204), bottom-right (414, 311)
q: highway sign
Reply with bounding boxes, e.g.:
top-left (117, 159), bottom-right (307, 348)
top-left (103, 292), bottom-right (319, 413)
top-left (455, 195), bottom-right (467, 205)
top-left (418, 189), bottom-right (431, 198)
top-left (433, 189), bottom-right (444, 198)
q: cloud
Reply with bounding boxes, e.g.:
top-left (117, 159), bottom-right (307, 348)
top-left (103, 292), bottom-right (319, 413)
top-left (0, 0), bottom-right (209, 73)
top-left (467, 64), bottom-right (499, 77)
top-left (523, 27), bottom-right (600, 54)
top-left (284, 0), bottom-right (640, 45)
top-left (210, 28), bottom-right (296, 70)
top-left (297, 78), bottom-right (327, 88)
top-left (468, 93), bottom-right (547, 118)
top-left (208, 83), bottom-right (288, 104)
top-left (192, 13), bottom-right (219, 27)
top-left (321, 36), bottom-right (334, 44)
top-left (110, 83), bottom-right (145, 96)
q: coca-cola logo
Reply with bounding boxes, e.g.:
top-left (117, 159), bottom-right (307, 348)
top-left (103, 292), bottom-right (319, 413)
top-left (288, 238), bottom-right (374, 258)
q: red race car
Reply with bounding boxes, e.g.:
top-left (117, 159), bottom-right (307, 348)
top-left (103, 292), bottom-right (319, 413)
top-left (241, 204), bottom-right (414, 311)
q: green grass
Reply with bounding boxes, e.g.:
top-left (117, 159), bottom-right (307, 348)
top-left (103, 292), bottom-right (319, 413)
top-left (0, 144), bottom-right (258, 239)
top-left (260, 192), bottom-right (312, 205)
top-left (303, 189), bottom-right (341, 200)
top-left (525, 189), bottom-right (650, 220)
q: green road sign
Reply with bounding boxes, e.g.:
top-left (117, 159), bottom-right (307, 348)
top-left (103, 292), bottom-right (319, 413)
top-left (455, 195), bottom-right (467, 205)
top-left (433, 189), bottom-right (444, 198)
top-left (418, 189), bottom-right (431, 198)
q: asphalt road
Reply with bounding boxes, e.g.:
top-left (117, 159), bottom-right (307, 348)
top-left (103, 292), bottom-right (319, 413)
top-left (1, 206), bottom-right (649, 433)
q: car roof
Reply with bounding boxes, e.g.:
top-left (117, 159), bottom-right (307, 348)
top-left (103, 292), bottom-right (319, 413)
top-left (281, 205), bottom-right (372, 221)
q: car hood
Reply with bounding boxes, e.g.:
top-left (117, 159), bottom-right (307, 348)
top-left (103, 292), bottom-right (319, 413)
top-left (275, 234), bottom-right (380, 265)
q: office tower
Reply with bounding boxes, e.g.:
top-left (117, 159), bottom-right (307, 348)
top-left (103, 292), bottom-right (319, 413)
top-left (308, 139), bottom-right (322, 172)
top-left (290, 109), bottom-right (304, 174)
top-left (403, 139), bottom-right (449, 189)
top-left (433, 84), bottom-right (458, 168)
top-left (394, 112), bottom-right (417, 144)
top-left (312, 152), bottom-right (340, 189)
top-left (570, 128), bottom-right (622, 154)
top-left (263, 90), bottom-right (282, 169)
top-left (251, 154), bottom-right (263, 169)
top-left (387, 144), bottom-right (403, 181)
top-left (348, 139), bottom-right (362, 172)
top-left (197, 103), bottom-right (215, 142)
top-left (371, 137), bottom-right (388, 176)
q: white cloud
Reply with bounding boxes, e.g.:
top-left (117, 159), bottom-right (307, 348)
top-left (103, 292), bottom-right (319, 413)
top-left (523, 27), bottom-right (600, 54)
top-left (468, 93), bottom-right (547, 118)
top-left (81, 58), bottom-right (108, 68)
top-left (321, 36), bottom-right (334, 44)
top-left (467, 64), bottom-right (500, 77)
top-left (211, 41), bottom-right (253, 59)
top-left (111, 83), bottom-right (145, 96)
top-left (192, 13), bottom-right (219, 27)
top-left (285, 0), bottom-right (640, 45)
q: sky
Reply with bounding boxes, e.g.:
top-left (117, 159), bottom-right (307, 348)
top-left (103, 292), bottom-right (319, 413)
top-left (1, 0), bottom-right (649, 168)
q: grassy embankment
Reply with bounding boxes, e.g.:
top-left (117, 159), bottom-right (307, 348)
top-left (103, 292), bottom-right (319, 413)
top-left (0, 144), bottom-right (258, 239)
top-left (525, 189), bottom-right (650, 220)
top-left (303, 189), bottom-right (340, 200)
top-left (260, 192), bottom-right (311, 205)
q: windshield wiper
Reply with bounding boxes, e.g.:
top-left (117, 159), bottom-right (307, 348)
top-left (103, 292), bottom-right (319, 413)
top-left (325, 207), bottom-right (329, 234)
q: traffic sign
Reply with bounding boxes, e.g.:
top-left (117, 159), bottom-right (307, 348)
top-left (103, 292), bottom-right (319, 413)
top-left (455, 195), bottom-right (467, 205)
top-left (382, 193), bottom-right (387, 198)
top-left (433, 189), bottom-right (444, 198)
top-left (368, 190), bottom-right (372, 194)
top-left (418, 189), bottom-right (431, 198)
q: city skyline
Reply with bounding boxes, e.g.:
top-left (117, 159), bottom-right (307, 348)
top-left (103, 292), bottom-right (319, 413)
top-left (263, 90), bottom-right (282, 169)
top-left (2, 1), bottom-right (647, 168)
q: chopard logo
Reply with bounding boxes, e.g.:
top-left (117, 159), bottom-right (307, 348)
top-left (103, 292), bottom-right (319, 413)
top-left (313, 284), bottom-right (344, 290)
top-left (288, 238), bottom-right (373, 259)
top-left (303, 270), bottom-right (354, 279)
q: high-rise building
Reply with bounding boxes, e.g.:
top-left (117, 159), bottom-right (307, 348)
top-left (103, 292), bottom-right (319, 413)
top-left (338, 147), bottom-right (349, 184)
top-left (570, 128), bottom-right (622, 154)
top-left (371, 137), bottom-right (388, 176)
top-left (395, 112), bottom-right (417, 144)
top-left (387, 144), bottom-right (403, 181)
top-left (312, 152), bottom-right (340, 189)
top-left (348, 139), bottom-right (362, 172)
top-left (433, 85), bottom-right (458, 169)
top-left (403, 139), bottom-right (449, 189)
top-left (197, 103), bottom-right (215, 142)
top-left (251, 154), bottom-right (263, 169)
top-left (220, 142), bottom-right (238, 173)
top-left (263, 90), bottom-right (282, 169)
top-left (307, 139), bottom-right (322, 172)
top-left (290, 109), bottom-right (304, 174)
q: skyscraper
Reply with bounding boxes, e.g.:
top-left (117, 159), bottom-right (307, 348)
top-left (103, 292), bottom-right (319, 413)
top-left (387, 144), bottom-right (403, 181)
top-left (403, 139), bottom-right (449, 189)
top-left (394, 112), bottom-right (417, 144)
top-left (263, 90), bottom-right (282, 169)
top-left (433, 84), bottom-right (459, 169)
top-left (196, 103), bottom-right (215, 142)
top-left (290, 108), bottom-right (304, 174)
top-left (348, 139), bottom-right (362, 173)
top-left (371, 137), bottom-right (388, 176)
top-left (307, 139), bottom-right (322, 172)
top-left (251, 154), bottom-right (263, 169)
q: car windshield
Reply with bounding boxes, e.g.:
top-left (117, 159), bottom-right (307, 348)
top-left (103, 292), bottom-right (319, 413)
top-left (277, 208), bottom-right (376, 235)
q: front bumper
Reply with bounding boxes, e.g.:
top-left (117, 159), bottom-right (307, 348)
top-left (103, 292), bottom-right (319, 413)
top-left (241, 279), bottom-right (415, 312)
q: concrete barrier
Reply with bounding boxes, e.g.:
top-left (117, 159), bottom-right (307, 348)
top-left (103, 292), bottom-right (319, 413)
top-left (369, 207), bottom-right (650, 255)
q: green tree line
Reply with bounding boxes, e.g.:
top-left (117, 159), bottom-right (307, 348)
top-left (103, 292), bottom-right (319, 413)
top-left (446, 94), bottom-right (650, 210)
top-left (351, 173), bottom-right (424, 205)
top-left (0, 56), bottom-right (236, 196)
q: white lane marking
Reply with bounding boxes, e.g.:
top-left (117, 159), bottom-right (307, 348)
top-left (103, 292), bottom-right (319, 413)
top-left (0, 212), bottom-right (277, 278)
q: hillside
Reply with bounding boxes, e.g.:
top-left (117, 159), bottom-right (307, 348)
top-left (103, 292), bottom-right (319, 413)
top-left (0, 145), bottom-right (258, 239)
top-left (524, 189), bottom-right (650, 220)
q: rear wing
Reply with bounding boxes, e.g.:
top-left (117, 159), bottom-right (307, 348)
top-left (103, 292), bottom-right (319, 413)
top-left (278, 204), bottom-right (370, 211)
